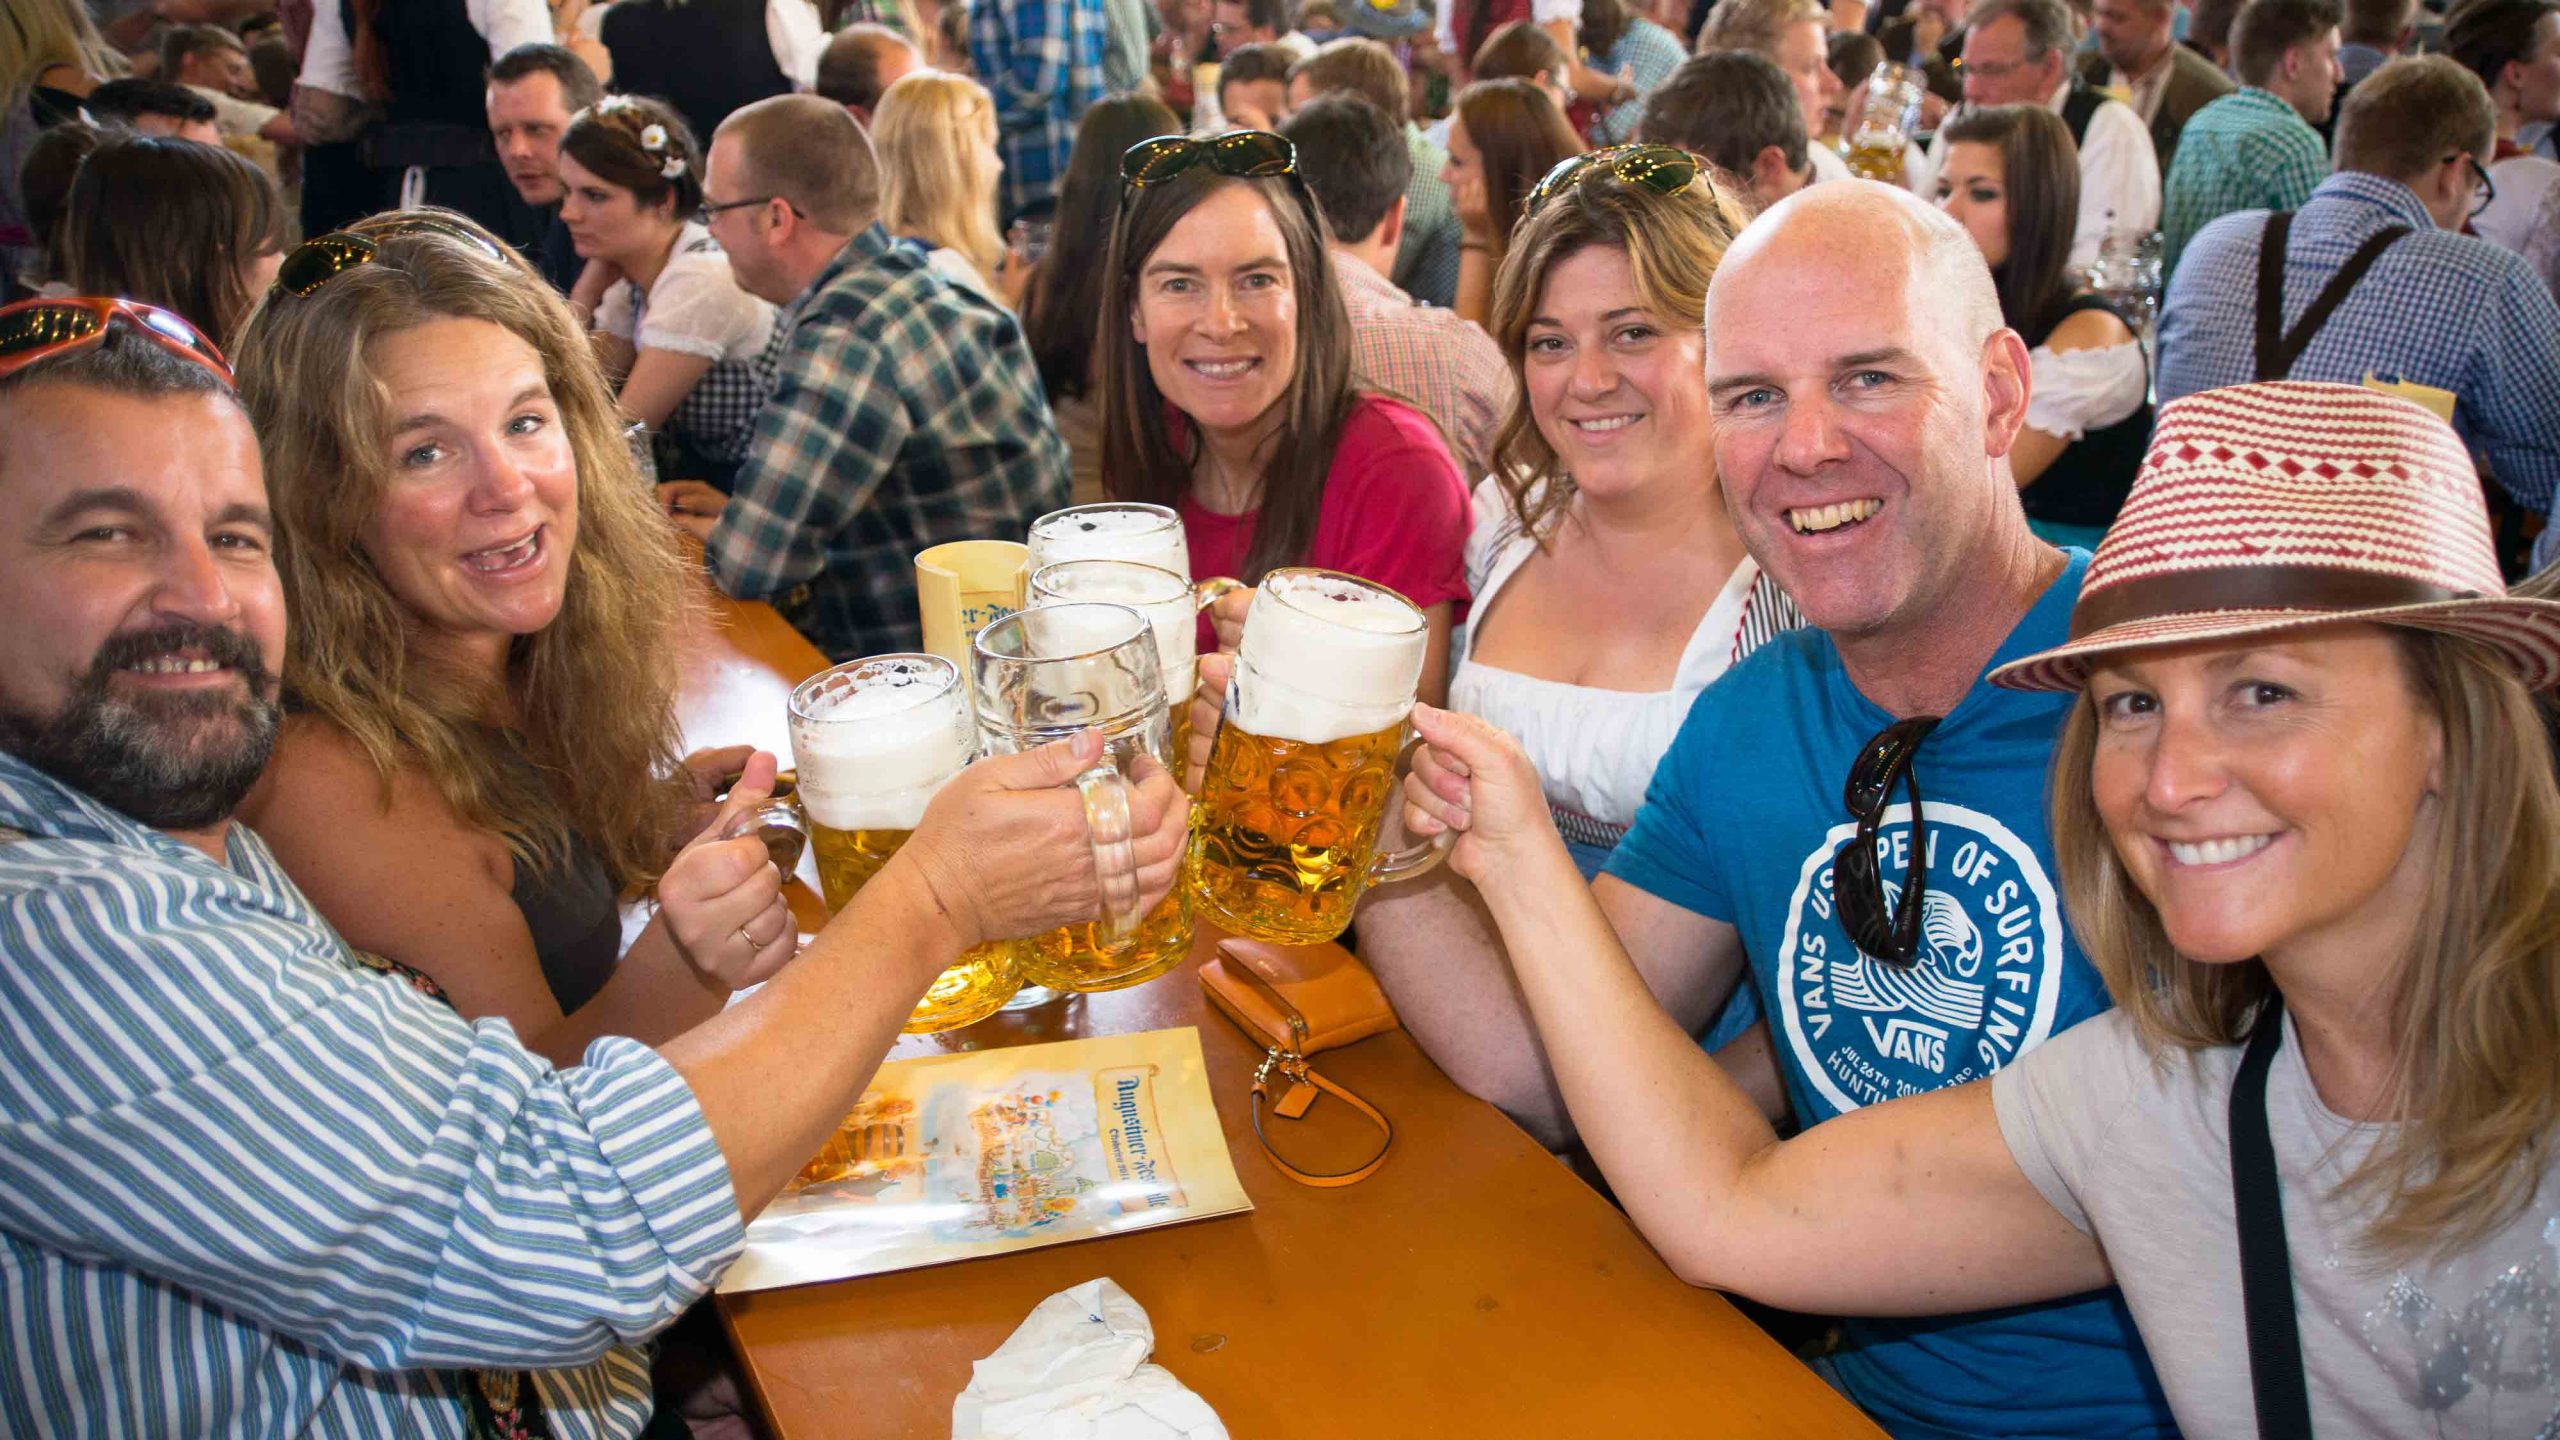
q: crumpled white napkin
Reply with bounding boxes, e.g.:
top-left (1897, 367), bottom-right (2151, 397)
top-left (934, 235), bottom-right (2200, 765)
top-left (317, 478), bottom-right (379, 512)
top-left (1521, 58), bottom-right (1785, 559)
top-left (950, 1278), bottom-right (1228, 1440)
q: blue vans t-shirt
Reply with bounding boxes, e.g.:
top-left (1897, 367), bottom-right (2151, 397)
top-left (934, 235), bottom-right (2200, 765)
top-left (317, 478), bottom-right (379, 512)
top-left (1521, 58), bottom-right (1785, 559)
top-left (1606, 551), bottom-right (2177, 1440)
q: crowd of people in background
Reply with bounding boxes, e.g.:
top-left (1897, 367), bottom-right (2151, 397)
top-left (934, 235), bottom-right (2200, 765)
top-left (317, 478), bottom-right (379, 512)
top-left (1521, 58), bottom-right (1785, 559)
top-left (6, 0), bottom-right (2560, 1432)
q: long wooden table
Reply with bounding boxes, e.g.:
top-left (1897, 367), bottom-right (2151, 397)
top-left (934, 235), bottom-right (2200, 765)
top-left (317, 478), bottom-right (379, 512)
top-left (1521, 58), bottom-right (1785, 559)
top-left (677, 588), bottom-right (1883, 1439)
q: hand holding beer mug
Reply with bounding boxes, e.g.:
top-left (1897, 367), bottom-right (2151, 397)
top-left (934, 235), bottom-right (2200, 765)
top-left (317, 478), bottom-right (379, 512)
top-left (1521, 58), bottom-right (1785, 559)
top-left (1186, 570), bottom-right (1450, 945)
top-left (788, 654), bottom-right (1024, 1032)
top-left (1399, 703), bottom-right (1568, 883)
top-left (658, 749), bottom-right (801, 988)
top-left (973, 602), bottom-right (1197, 991)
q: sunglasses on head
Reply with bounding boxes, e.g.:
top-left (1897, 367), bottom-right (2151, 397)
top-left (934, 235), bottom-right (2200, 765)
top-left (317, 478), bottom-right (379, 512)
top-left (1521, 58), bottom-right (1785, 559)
top-left (1830, 714), bottom-right (1942, 966)
top-left (1120, 129), bottom-right (1298, 192)
top-left (1526, 144), bottom-right (1702, 214)
top-left (0, 297), bottom-right (232, 384)
top-left (274, 215), bottom-right (507, 298)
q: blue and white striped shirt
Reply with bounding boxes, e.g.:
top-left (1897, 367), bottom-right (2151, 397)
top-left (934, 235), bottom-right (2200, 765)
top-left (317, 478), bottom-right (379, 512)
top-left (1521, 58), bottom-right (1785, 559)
top-left (0, 752), bottom-right (744, 1438)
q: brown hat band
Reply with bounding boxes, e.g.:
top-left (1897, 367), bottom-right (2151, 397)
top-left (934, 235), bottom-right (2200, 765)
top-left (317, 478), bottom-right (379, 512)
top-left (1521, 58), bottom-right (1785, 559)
top-left (2068, 566), bottom-right (2481, 642)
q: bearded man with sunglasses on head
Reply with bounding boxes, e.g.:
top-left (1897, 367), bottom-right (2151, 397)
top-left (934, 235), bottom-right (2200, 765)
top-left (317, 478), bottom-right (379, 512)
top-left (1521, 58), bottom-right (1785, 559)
top-left (1366, 180), bottom-right (2178, 1439)
top-left (0, 300), bottom-right (1185, 1437)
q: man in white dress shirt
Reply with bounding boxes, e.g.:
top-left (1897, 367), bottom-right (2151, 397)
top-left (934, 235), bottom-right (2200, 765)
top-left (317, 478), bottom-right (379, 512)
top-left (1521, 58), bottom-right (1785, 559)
top-left (1922, 0), bottom-right (2162, 272)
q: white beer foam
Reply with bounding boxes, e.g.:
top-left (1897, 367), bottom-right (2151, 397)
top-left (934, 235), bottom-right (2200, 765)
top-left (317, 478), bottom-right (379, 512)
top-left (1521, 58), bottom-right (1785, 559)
top-left (1035, 565), bottom-right (1198, 688)
top-left (1029, 506), bottom-right (1190, 576)
top-left (1230, 574), bottom-right (1422, 744)
top-left (791, 681), bottom-right (971, 831)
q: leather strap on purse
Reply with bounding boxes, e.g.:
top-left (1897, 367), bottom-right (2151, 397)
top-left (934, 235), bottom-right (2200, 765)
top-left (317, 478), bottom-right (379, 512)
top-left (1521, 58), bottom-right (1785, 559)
top-left (1249, 1047), bottom-right (1393, 1188)
top-left (1202, 938), bottom-right (1396, 1188)
top-left (2232, 996), bottom-right (2315, 1440)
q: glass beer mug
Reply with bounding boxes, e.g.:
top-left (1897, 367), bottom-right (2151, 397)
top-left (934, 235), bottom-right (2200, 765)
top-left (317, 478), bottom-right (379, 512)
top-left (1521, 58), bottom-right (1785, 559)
top-left (971, 602), bottom-right (1196, 991)
top-left (1846, 61), bottom-right (1925, 182)
top-left (1185, 569), bottom-right (1449, 945)
top-left (786, 654), bottom-right (1023, 1032)
top-left (1027, 559), bottom-right (1204, 765)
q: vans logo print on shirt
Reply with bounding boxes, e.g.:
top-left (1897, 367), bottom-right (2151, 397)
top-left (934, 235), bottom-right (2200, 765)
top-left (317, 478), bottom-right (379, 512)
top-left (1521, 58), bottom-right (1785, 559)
top-left (1774, 802), bottom-right (2068, 1112)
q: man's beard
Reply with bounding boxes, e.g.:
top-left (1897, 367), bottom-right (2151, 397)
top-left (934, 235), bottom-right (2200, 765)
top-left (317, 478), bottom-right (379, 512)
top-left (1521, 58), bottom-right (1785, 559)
top-left (0, 621), bottom-right (283, 831)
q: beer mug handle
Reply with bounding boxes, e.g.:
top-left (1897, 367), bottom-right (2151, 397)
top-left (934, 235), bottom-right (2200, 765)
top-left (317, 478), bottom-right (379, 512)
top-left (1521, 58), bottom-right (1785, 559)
top-left (1075, 760), bottom-right (1147, 948)
top-left (1364, 732), bottom-right (1454, 889)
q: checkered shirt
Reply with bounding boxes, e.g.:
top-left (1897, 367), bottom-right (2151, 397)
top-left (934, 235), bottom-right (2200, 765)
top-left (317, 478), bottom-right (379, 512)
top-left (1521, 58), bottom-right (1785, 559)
top-left (1591, 17), bottom-right (1687, 145)
top-left (668, 319), bottom-right (787, 464)
top-left (705, 226), bottom-right (1071, 659)
top-left (971, 0), bottom-right (1109, 223)
top-left (1394, 123), bottom-right (1463, 309)
top-left (2159, 88), bottom-right (2327, 273)
top-left (2157, 170), bottom-right (2560, 560)
top-left (1338, 253), bottom-right (1512, 481)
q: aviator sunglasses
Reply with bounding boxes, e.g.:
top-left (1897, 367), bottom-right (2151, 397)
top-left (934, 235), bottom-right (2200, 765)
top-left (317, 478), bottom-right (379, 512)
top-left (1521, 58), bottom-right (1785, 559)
top-left (1526, 144), bottom-right (1702, 214)
top-left (274, 215), bottom-right (507, 298)
top-left (1120, 129), bottom-right (1299, 192)
top-left (1831, 714), bottom-right (1943, 965)
top-left (0, 297), bottom-right (232, 384)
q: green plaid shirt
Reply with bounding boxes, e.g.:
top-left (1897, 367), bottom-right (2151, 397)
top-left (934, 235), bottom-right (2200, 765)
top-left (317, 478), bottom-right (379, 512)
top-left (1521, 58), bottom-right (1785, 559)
top-left (2160, 88), bottom-right (2328, 274)
top-left (706, 226), bottom-right (1070, 659)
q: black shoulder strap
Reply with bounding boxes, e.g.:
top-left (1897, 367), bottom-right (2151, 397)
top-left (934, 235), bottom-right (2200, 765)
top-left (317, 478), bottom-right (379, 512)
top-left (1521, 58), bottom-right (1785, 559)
top-left (2231, 996), bottom-right (2315, 1439)
top-left (2253, 212), bottom-right (2413, 382)
top-left (2060, 84), bottom-right (2106, 148)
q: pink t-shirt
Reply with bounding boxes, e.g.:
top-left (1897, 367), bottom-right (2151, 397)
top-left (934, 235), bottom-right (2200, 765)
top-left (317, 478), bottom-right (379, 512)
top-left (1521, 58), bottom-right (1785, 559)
top-left (1179, 393), bottom-right (1473, 619)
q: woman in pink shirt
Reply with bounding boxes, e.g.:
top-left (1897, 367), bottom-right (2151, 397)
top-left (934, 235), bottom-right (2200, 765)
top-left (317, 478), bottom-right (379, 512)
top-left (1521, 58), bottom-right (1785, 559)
top-left (1096, 130), bottom-right (1473, 700)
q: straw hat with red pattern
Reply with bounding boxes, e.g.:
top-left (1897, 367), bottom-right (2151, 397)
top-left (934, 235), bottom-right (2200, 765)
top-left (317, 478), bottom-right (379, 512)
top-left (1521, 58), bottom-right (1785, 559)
top-left (1990, 381), bottom-right (2560, 694)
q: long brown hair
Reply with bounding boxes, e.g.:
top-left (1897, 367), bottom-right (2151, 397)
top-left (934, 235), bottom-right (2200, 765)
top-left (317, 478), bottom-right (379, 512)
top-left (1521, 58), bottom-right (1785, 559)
top-left (2051, 629), bottom-right (2560, 1262)
top-left (1939, 105), bottom-right (2079, 339)
top-left (231, 210), bottom-right (695, 888)
top-left (1455, 79), bottom-right (1586, 267)
top-left (57, 133), bottom-right (285, 346)
top-left (1484, 164), bottom-right (1751, 540)
top-left (1024, 93), bottom-right (1182, 402)
top-left (1095, 170), bottom-right (1358, 583)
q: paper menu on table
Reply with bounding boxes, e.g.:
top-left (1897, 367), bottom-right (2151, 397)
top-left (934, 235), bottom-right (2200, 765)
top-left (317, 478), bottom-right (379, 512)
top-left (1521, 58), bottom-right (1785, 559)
top-left (720, 1027), bottom-right (1251, 1293)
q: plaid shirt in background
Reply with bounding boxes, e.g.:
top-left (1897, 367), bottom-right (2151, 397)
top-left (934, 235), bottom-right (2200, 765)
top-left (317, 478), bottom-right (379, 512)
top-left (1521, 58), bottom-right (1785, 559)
top-left (972, 0), bottom-right (1109, 224)
top-left (1396, 123), bottom-right (1462, 309)
top-left (1339, 254), bottom-right (1511, 481)
top-left (2158, 171), bottom-right (2560, 563)
top-left (2158, 87), bottom-right (2327, 272)
top-left (706, 227), bottom-right (1071, 659)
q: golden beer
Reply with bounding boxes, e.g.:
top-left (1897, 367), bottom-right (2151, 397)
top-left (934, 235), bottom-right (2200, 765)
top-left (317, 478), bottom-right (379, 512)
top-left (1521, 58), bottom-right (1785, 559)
top-left (1187, 719), bottom-right (1407, 945)
top-left (973, 602), bottom-right (1192, 991)
top-left (1844, 142), bottom-right (1905, 181)
top-left (809, 821), bottom-right (1022, 1031)
top-left (1017, 886), bottom-right (1194, 991)
top-left (789, 654), bottom-right (1022, 1032)
top-left (1183, 569), bottom-right (1447, 945)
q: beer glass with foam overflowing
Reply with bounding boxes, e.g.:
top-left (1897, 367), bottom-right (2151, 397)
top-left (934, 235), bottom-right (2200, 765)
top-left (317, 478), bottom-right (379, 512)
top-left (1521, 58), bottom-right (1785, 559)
top-left (1185, 569), bottom-right (1449, 945)
top-left (972, 602), bottom-right (1195, 991)
top-left (787, 654), bottom-right (1022, 1032)
top-left (1028, 559), bottom-right (1201, 763)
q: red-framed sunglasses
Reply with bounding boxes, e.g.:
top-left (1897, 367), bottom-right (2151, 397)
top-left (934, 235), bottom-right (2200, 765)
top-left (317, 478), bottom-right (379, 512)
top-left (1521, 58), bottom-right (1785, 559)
top-left (0, 297), bottom-right (233, 385)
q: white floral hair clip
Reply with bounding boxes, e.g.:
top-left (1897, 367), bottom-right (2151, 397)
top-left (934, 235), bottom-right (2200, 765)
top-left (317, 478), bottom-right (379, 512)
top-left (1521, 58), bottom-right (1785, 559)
top-left (660, 154), bottom-right (687, 179)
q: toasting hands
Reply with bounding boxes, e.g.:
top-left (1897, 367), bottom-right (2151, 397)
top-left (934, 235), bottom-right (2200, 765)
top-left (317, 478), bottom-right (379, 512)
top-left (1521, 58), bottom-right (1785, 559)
top-left (894, 730), bottom-right (1191, 953)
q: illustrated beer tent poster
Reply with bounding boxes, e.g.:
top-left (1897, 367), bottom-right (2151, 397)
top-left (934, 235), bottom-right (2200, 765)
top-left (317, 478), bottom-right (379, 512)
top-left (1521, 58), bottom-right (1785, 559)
top-left (721, 1027), bottom-right (1252, 1292)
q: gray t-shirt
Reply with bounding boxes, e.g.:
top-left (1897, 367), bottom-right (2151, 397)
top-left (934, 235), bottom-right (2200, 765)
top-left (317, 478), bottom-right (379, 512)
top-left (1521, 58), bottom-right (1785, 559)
top-left (1993, 1007), bottom-right (2560, 1439)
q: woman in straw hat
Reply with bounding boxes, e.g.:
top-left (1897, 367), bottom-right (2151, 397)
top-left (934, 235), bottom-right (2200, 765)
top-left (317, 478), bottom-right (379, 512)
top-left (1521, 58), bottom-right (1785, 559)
top-left (1397, 380), bottom-right (2560, 1437)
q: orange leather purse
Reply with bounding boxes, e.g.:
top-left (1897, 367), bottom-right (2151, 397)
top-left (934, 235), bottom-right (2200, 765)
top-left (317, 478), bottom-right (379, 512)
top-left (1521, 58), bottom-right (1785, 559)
top-left (1199, 937), bottom-right (1396, 1187)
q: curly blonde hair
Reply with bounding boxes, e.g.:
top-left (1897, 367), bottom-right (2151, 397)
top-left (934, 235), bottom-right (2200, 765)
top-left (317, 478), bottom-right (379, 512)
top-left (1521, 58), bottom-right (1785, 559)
top-left (231, 210), bottom-right (696, 888)
top-left (2051, 629), bottom-right (2560, 1263)
top-left (874, 70), bottom-right (1005, 293)
top-left (1483, 163), bottom-right (1752, 542)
